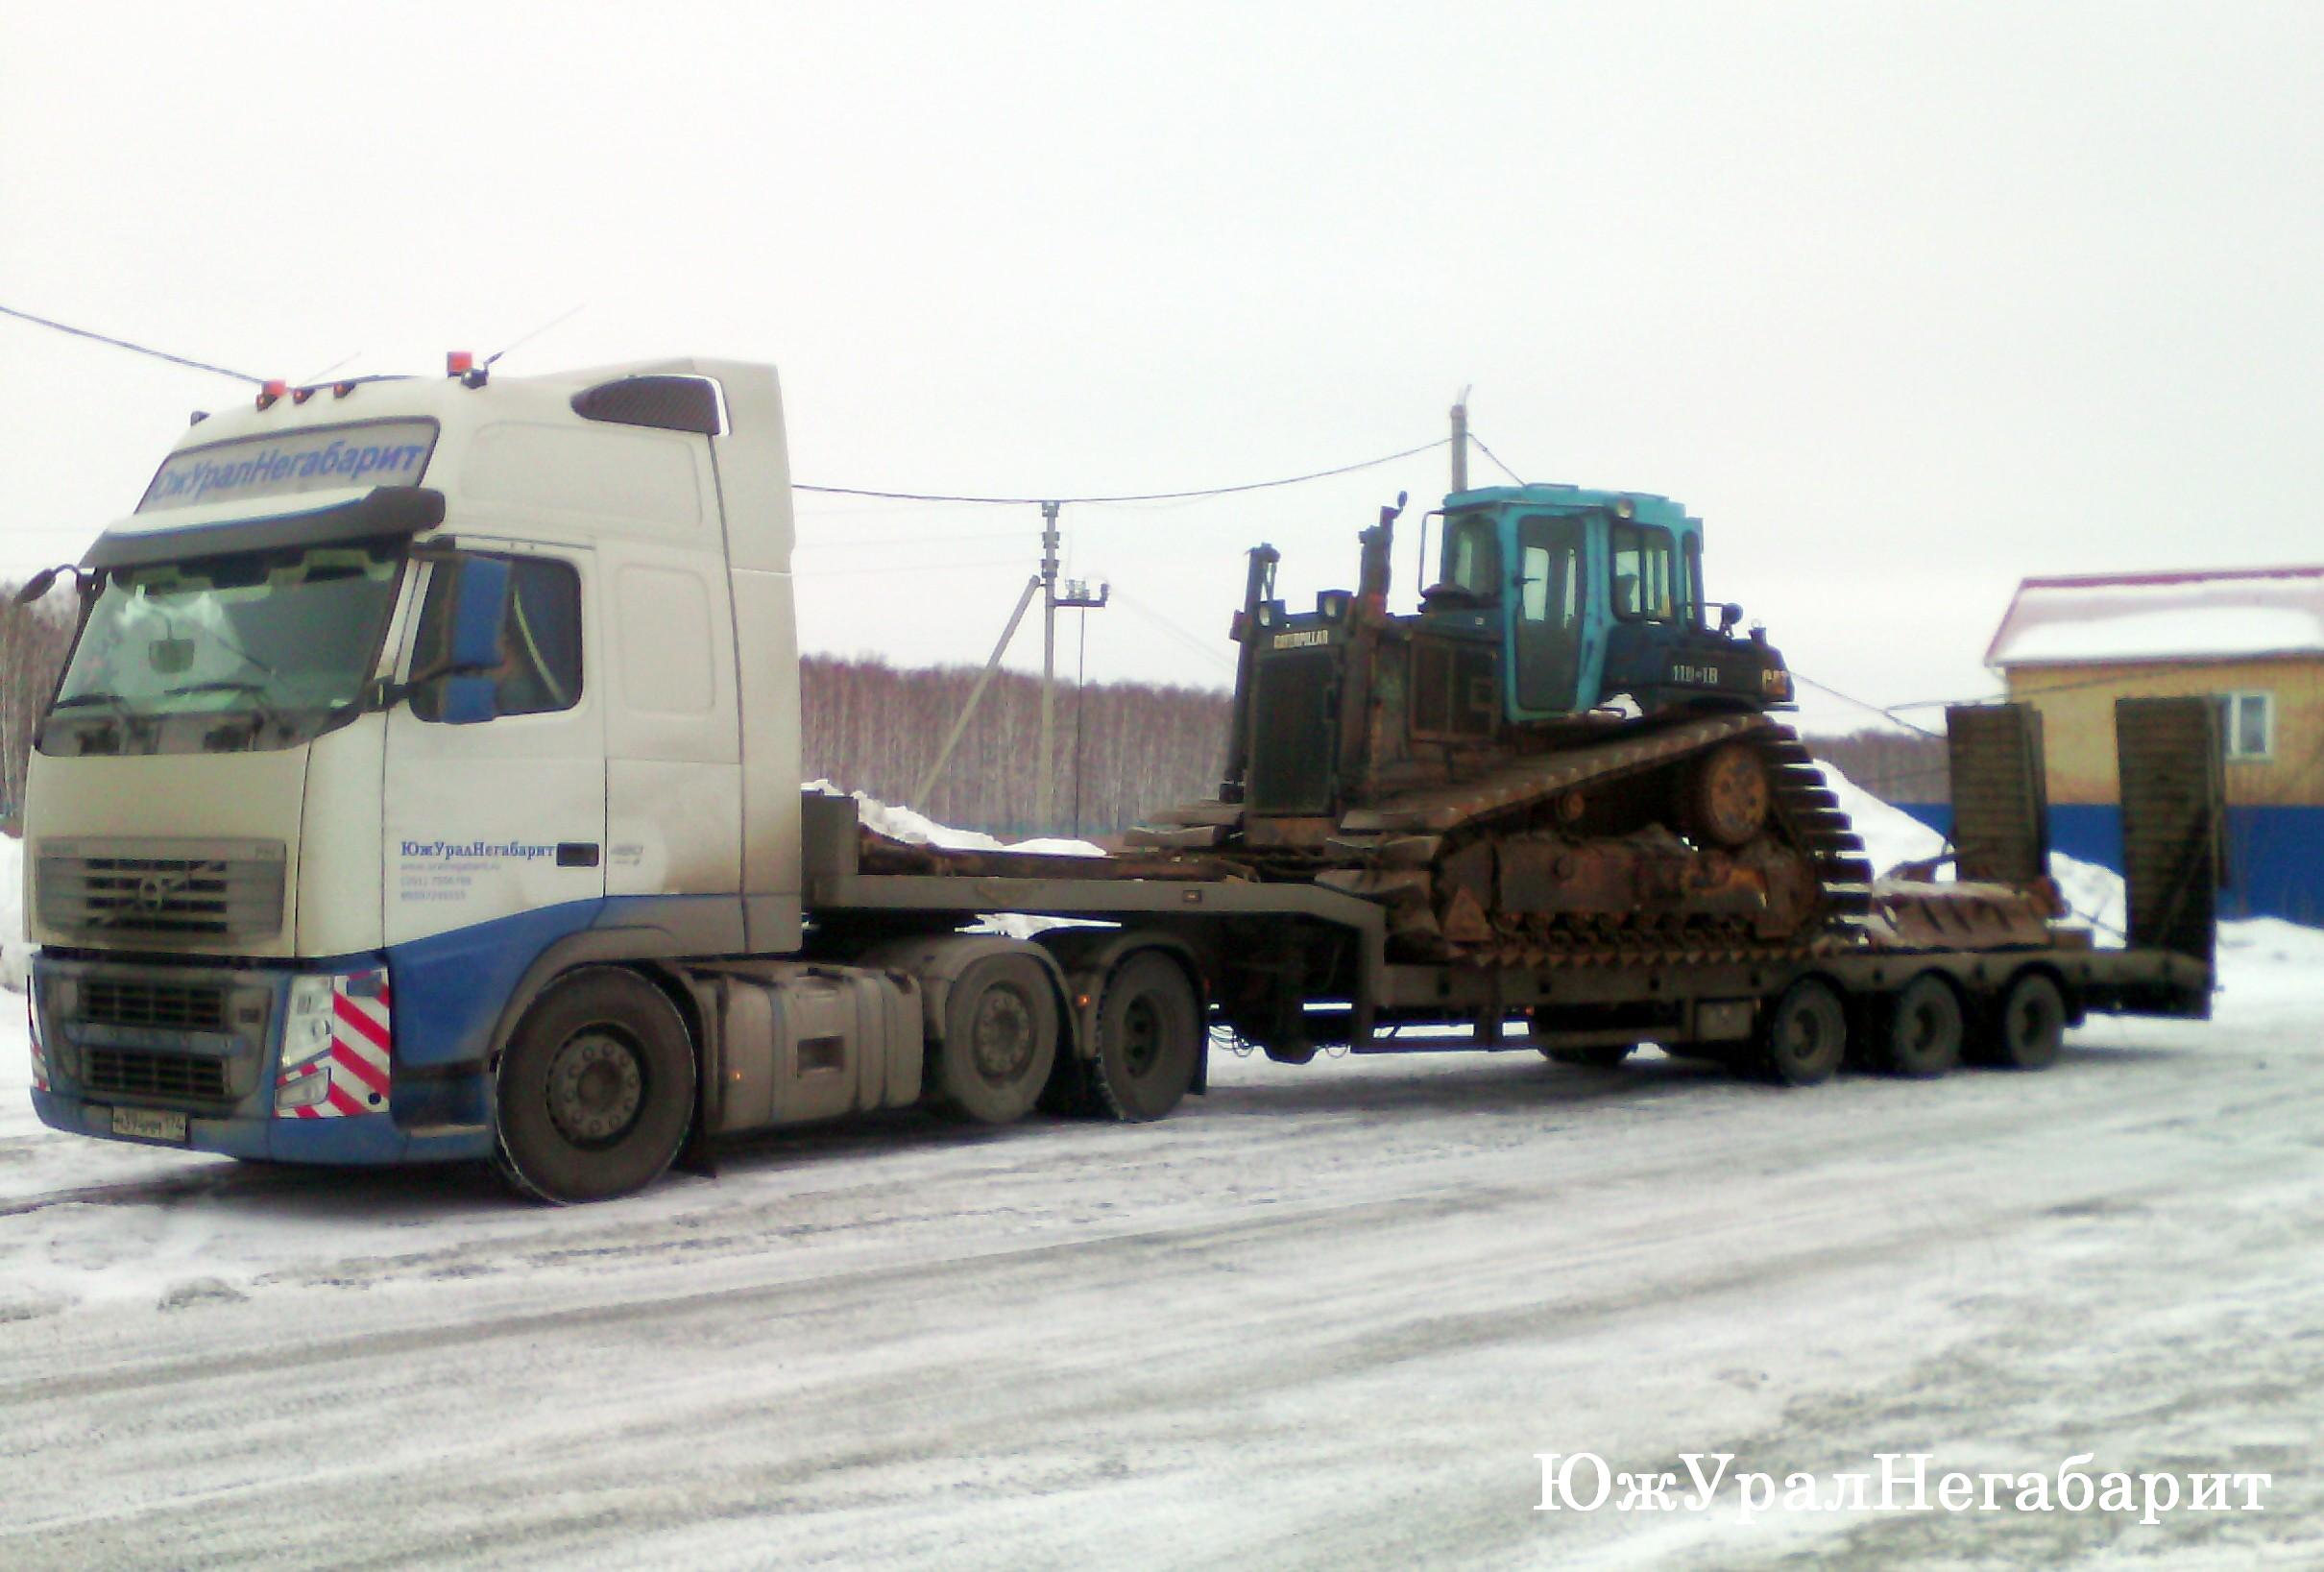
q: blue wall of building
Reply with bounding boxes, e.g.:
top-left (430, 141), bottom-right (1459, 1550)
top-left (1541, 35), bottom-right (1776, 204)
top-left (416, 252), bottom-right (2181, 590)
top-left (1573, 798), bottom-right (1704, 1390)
top-left (1895, 804), bottom-right (2324, 925)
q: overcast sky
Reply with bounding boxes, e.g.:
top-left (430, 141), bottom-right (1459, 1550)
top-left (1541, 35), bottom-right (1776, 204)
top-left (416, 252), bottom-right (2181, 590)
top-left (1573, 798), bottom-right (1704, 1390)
top-left (4, 1), bottom-right (2318, 733)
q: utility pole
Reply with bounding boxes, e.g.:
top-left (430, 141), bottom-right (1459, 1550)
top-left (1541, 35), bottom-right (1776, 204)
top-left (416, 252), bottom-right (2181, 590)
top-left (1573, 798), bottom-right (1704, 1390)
top-left (913, 575), bottom-right (1043, 810)
top-left (1036, 500), bottom-right (1061, 833)
top-left (1450, 385), bottom-right (1471, 493)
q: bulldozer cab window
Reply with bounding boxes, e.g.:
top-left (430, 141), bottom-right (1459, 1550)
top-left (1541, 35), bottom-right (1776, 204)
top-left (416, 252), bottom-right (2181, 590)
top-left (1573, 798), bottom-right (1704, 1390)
top-left (1611, 521), bottom-right (1677, 621)
top-left (1441, 513), bottom-right (1501, 600)
top-left (1514, 514), bottom-right (1584, 712)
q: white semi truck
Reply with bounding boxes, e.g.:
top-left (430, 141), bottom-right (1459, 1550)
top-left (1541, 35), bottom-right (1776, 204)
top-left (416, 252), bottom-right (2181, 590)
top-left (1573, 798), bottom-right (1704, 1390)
top-left (21, 359), bottom-right (2218, 1201)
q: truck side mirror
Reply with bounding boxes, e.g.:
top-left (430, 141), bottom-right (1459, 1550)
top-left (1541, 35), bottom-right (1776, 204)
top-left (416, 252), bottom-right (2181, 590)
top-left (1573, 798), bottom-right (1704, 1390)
top-left (446, 556), bottom-right (512, 671)
top-left (407, 554), bottom-right (512, 721)
top-left (435, 674), bottom-right (499, 725)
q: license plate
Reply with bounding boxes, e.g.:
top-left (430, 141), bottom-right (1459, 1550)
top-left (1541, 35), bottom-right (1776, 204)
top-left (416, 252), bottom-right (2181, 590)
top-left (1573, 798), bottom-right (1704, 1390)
top-left (109, 1106), bottom-right (189, 1145)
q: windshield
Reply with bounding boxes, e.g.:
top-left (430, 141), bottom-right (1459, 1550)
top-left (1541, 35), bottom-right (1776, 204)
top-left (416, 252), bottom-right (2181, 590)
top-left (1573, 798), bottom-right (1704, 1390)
top-left (1440, 512), bottom-right (1501, 598)
top-left (42, 543), bottom-right (405, 755)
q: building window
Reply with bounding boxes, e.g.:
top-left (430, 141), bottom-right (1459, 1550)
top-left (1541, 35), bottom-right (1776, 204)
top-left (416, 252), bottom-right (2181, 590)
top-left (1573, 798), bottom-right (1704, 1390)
top-left (2214, 690), bottom-right (2273, 761)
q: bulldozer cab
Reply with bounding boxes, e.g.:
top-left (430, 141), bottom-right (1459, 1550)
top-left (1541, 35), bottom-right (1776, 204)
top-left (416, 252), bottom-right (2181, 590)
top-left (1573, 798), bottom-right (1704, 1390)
top-left (1428, 486), bottom-right (1784, 723)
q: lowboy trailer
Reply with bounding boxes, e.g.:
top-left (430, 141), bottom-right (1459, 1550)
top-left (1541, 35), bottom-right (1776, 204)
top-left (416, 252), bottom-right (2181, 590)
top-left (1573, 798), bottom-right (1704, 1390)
top-left (21, 358), bottom-right (2219, 1201)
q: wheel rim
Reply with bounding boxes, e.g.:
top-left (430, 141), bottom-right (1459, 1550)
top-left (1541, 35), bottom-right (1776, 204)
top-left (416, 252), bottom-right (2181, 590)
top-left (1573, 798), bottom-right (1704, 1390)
top-left (1780, 1009), bottom-right (1827, 1065)
top-left (545, 1028), bottom-right (646, 1147)
top-left (971, 985), bottom-right (1036, 1086)
top-left (2011, 991), bottom-right (2059, 1054)
top-left (1120, 996), bottom-right (1163, 1079)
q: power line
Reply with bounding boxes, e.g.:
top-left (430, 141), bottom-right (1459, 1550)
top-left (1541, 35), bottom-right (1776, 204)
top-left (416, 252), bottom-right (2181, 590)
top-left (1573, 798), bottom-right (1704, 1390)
top-left (1108, 590), bottom-right (1238, 677)
top-left (0, 302), bottom-right (262, 384)
top-left (1789, 670), bottom-right (1947, 738)
top-left (1469, 429), bottom-right (1526, 485)
top-left (796, 437), bottom-right (1449, 509)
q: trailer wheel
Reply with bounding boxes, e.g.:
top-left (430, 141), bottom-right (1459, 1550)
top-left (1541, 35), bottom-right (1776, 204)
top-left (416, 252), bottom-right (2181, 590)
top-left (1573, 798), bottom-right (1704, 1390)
top-left (1985, 971), bottom-right (2067, 1072)
top-left (1882, 974), bottom-right (1963, 1077)
top-left (936, 955), bottom-right (1059, 1125)
top-left (1090, 954), bottom-right (1200, 1122)
top-left (494, 969), bottom-right (695, 1204)
top-left (1760, 978), bottom-right (1847, 1086)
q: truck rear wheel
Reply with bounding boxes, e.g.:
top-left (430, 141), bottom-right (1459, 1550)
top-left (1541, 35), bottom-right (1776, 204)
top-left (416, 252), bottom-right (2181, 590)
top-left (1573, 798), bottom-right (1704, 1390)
top-left (1981, 972), bottom-right (2066, 1071)
top-left (936, 955), bottom-right (1058, 1125)
top-left (1090, 954), bottom-right (1200, 1121)
top-left (1882, 974), bottom-right (1963, 1077)
top-left (494, 969), bottom-right (695, 1204)
top-left (1759, 978), bottom-right (1847, 1086)
top-left (1535, 1035), bottom-right (1635, 1069)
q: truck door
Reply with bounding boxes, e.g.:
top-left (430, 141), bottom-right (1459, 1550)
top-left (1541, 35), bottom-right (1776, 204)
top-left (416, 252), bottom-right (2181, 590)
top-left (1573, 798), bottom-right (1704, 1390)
top-left (1513, 514), bottom-right (1586, 713)
top-left (381, 548), bottom-right (607, 945)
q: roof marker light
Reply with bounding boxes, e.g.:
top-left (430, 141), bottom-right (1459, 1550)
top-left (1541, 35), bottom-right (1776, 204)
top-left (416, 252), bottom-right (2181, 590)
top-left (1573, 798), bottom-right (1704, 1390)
top-left (291, 385), bottom-right (316, 404)
top-left (256, 379), bottom-right (287, 411)
top-left (446, 351), bottom-right (474, 376)
top-left (331, 381), bottom-right (357, 399)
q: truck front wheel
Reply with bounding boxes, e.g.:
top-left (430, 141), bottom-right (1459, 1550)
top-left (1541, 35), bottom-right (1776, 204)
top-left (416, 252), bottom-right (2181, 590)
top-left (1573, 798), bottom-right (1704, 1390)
top-left (935, 955), bottom-right (1059, 1125)
top-left (494, 969), bottom-right (696, 1204)
top-left (1091, 954), bottom-right (1201, 1121)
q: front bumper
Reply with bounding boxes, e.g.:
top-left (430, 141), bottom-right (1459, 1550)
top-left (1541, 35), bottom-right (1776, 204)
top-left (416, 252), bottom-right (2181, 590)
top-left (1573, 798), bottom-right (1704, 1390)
top-left (27, 953), bottom-right (495, 1166)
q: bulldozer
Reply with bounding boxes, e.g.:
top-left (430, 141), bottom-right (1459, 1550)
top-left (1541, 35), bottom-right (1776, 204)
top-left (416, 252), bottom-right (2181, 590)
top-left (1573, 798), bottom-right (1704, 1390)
top-left (1132, 482), bottom-right (1876, 963)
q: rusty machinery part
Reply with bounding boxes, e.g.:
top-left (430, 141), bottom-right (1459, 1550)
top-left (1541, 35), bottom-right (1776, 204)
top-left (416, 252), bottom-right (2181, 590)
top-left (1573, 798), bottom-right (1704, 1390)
top-left (1680, 739), bottom-right (1773, 849)
top-left (1133, 714), bottom-right (1878, 968)
top-left (1353, 718), bottom-right (1872, 964)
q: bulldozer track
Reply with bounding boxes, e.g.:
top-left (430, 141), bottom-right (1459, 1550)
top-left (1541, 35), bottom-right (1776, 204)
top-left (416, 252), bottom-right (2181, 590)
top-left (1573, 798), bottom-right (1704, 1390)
top-left (1139, 712), bottom-right (1877, 969)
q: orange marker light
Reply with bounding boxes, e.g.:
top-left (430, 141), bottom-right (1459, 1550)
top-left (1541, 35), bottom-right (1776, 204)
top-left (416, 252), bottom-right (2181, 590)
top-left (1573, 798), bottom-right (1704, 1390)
top-left (446, 351), bottom-right (474, 376)
top-left (256, 379), bottom-right (287, 411)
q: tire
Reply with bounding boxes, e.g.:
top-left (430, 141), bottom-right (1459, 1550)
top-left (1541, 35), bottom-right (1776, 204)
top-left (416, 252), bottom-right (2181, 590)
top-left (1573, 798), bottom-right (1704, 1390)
top-left (1089, 954), bottom-right (1201, 1121)
top-left (494, 968), bottom-right (695, 1204)
top-left (1759, 978), bottom-right (1848, 1086)
top-left (935, 955), bottom-right (1059, 1125)
top-left (1987, 972), bottom-right (2067, 1072)
top-left (1537, 1042), bottom-right (1635, 1069)
top-left (1882, 974), bottom-right (1964, 1077)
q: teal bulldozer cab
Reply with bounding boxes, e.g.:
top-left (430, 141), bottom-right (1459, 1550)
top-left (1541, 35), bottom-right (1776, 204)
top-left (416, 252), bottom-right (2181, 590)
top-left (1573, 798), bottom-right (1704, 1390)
top-left (1422, 484), bottom-right (1789, 721)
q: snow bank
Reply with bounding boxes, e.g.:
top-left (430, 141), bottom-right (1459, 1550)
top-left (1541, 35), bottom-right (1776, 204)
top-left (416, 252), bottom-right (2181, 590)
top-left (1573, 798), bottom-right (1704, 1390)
top-left (0, 833), bottom-right (24, 993)
top-left (805, 779), bottom-right (1105, 859)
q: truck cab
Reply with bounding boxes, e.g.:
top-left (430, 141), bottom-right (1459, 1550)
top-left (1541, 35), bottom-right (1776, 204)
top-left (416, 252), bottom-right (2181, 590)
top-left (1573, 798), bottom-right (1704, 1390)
top-left (24, 360), bottom-right (812, 1188)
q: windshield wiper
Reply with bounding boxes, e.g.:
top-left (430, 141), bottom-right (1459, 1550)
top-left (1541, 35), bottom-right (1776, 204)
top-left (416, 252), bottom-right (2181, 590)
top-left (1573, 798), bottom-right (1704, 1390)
top-left (51, 691), bottom-right (134, 721)
top-left (164, 679), bottom-right (285, 736)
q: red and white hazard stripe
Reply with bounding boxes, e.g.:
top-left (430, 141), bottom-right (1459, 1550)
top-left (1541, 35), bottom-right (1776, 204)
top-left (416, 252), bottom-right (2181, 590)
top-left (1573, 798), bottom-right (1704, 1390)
top-left (278, 972), bottom-right (394, 1120)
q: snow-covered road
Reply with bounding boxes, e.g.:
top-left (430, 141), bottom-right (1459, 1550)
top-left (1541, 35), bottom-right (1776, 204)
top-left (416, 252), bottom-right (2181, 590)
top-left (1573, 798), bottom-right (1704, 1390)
top-left (2, 921), bottom-right (2320, 1569)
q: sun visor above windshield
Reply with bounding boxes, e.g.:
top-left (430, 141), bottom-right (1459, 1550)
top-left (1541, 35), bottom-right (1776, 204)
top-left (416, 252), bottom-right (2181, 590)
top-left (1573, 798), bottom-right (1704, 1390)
top-left (83, 486), bottom-right (448, 570)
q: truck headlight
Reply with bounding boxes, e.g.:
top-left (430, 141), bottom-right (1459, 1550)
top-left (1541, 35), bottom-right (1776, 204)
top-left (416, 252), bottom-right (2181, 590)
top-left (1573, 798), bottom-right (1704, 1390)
top-left (275, 966), bottom-right (392, 1119)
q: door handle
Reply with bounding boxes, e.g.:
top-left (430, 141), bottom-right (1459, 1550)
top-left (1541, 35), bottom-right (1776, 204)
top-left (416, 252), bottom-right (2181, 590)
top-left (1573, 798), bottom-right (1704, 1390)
top-left (556, 842), bottom-right (601, 868)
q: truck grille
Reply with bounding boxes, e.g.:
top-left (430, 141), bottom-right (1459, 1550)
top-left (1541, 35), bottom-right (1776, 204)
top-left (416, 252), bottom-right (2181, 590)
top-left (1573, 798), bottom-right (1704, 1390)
top-left (80, 979), bottom-right (229, 1032)
top-left (36, 839), bottom-right (285, 942)
top-left (81, 1047), bottom-right (229, 1101)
